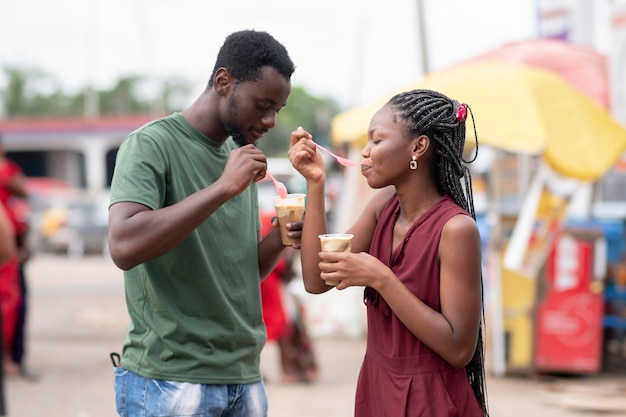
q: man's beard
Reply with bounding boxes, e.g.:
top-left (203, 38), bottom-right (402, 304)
top-left (224, 120), bottom-right (247, 147)
top-left (223, 90), bottom-right (248, 147)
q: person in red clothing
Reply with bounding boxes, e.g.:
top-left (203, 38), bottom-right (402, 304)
top-left (0, 135), bottom-right (27, 377)
top-left (260, 210), bottom-right (318, 384)
top-left (260, 211), bottom-right (289, 343)
top-left (0, 203), bottom-right (16, 413)
top-left (288, 89), bottom-right (489, 416)
top-left (0, 205), bottom-right (15, 264)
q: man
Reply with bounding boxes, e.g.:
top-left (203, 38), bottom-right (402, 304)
top-left (108, 30), bottom-right (298, 417)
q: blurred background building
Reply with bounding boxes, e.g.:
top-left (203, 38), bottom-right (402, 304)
top-left (0, 0), bottom-right (626, 379)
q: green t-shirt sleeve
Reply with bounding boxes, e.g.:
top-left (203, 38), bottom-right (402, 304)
top-left (110, 130), bottom-right (167, 210)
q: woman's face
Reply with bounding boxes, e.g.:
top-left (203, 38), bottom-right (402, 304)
top-left (360, 105), bottom-right (416, 189)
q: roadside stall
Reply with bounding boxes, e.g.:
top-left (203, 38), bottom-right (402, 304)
top-left (329, 59), bottom-right (626, 376)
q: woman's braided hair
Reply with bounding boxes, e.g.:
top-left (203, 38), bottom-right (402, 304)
top-left (389, 89), bottom-right (489, 416)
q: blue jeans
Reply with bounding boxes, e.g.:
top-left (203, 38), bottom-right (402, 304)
top-left (114, 367), bottom-right (268, 417)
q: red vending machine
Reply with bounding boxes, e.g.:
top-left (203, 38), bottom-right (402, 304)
top-left (534, 230), bottom-right (605, 373)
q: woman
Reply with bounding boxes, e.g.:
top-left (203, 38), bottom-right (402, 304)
top-left (288, 89), bottom-right (488, 416)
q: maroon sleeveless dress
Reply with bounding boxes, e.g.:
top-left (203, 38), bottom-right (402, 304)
top-left (355, 195), bottom-right (483, 417)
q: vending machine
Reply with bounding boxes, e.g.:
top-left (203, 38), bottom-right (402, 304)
top-left (534, 229), bottom-right (606, 374)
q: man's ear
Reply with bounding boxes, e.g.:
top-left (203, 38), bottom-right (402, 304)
top-left (213, 68), bottom-right (232, 96)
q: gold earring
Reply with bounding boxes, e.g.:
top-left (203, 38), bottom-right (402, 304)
top-left (410, 155), bottom-right (418, 170)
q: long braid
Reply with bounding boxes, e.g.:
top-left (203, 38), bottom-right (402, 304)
top-left (389, 89), bottom-right (489, 416)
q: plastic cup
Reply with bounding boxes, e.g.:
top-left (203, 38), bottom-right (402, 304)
top-left (319, 233), bottom-right (353, 286)
top-left (273, 194), bottom-right (306, 246)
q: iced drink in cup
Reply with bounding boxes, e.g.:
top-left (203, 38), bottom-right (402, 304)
top-left (319, 233), bottom-right (353, 286)
top-left (273, 194), bottom-right (306, 246)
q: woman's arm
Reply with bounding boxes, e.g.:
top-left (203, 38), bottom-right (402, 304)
top-left (319, 213), bottom-right (482, 368)
top-left (289, 126), bottom-right (396, 294)
top-left (288, 128), bottom-right (329, 293)
top-left (376, 215), bottom-right (483, 367)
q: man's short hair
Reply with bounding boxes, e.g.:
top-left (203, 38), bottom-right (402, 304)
top-left (209, 30), bottom-right (295, 86)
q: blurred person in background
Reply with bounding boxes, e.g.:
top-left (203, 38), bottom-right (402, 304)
top-left (0, 203), bottom-right (16, 415)
top-left (108, 30), bottom-right (299, 417)
top-left (0, 190), bottom-right (16, 263)
top-left (260, 210), bottom-right (318, 384)
top-left (288, 89), bottom-right (489, 416)
top-left (0, 134), bottom-right (29, 378)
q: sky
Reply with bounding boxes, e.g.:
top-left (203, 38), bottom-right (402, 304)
top-left (0, 0), bottom-right (536, 110)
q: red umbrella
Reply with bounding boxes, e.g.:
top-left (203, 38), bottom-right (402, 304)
top-left (462, 38), bottom-right (610, 109)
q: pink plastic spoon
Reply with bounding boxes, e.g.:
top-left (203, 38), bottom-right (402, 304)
top-left (315, 143), bottom-right (359, 167)
top-left (266, 170), bottom-right (288, 199)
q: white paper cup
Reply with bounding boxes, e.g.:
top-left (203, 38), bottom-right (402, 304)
top-left (319, 233), bottom-right (353, 285)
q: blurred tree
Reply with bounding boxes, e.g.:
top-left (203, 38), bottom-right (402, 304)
top-left (98, 75), bottom-right (151, 115)
top-left (0, 67), bottom-right (193, 117)
top-left (159, 77), bottom-right (194, 113)
top-left (0, 67), bottom-right (340, 157)
top-left (1, 65), bottom-right (66, 116)
top-left (257, 86), bottom-right (339, 157)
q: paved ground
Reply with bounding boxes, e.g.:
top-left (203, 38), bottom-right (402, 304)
top-left (3, 254), bottom-right (626, 417)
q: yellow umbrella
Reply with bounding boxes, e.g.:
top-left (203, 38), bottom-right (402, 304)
top-left (331, 60), bottom-right (626, 181)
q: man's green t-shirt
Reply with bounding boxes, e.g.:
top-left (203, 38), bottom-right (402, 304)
top-left (109, 112), bottom-right (264, 384)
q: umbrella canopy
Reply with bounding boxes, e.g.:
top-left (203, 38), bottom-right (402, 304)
top-left (464, 38), bottom-right (609, 109)
top-left (330, 60), bottom-right (626, 181)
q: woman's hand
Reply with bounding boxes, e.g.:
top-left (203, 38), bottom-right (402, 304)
top-left (288, 126), bottom-right (325, 183)
top-left (318, 251), bottom-right (390, 290)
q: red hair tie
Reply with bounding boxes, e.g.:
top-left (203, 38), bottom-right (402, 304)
top-left (456, 103), bottom-right (467, 122)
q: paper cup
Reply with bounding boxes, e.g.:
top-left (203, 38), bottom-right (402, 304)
top-left (319, 233), bottom-right (353, 286)
top-left (273, 194), bottom-right (306, 245)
